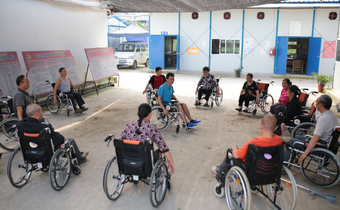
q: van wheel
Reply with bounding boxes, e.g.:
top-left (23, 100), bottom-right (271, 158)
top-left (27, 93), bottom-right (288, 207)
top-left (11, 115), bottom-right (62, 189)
top-left (132, 61), bottom-right (137, 69)
top-left (145, 59), bottom-right (149, 67)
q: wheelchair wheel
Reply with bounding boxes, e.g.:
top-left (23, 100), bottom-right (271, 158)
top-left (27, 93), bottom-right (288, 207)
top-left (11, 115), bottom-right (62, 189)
top-left (146, 86), bottom-right (152, 105)
top-left (7, 147), bottom-right (32, 188)
top-left (46, 94), bottom-right (62, 114)
top-left (103, 156), bottom-right (125, 201)
top-left (215, 88), bottom-right (223, 106)
top-left (300, 148), bottom-right (340, 188)
top-left (260, 94), bottom-right (274, 114)
top-left (0, 118), bottom-right (19, 151)
top-left (291, 122), bottom-right (315, 139)
top-left (214, 183), bottom-right (225, 198)
top-left (225, 166), bottom-right (251, 210)
top-left (149, 159), bottom-right (169, 207)
top-left (49, 148), bottom-right (71, 191)
top-left (266, 165), bottom-right (298, 210)
top-left (150, 106), bottom-right (170, 131)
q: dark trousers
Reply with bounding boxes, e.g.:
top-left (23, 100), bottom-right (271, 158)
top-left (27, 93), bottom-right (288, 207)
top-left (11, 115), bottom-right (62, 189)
top-left (66, 92), bottom-right (85, 110)
top-left (274, 116), bottom-right (284, 136)
top-left (283, 135), bottom-right (306, 162)
top-left (238, 94), bottom-right (255, 107)
top-left (67, 138), bottom-right (82, 165)
top-left (198, 88), bottom-right (213, 102)
top-left (217, 153), bottom-right (244, 175)
top-left (270, 103), bottom-right (286, 116)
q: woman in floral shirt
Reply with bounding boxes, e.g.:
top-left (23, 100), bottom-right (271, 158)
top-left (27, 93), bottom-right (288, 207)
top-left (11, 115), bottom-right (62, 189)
top-left (120, 103), bottom-right (175, 174)
top-left (195, 66), bottom-right (220, 107)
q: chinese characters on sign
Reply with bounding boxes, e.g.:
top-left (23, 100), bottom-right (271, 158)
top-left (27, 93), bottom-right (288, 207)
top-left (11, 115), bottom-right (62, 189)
top-left (188, 48), bottom-right (199, 55)
top-left (0, 52), bottom-right (22, 97)
top-left (322, 41), bottom-right (336, 58)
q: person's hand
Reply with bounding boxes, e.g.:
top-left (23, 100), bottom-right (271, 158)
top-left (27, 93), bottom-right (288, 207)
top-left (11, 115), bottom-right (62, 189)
top-left (231, 146), bottom-right (239, 151)
top-left (53, 98), bottom-right (57, 105)
top-left (298, 153), bottom-right (307, 164)
top-left (143, 90), bottom-right (146, 94)
top-left (163, 109), bottom-right (169, 116)
top-left (256, 98), bottom-right (260, 105)
top-left (217, 91), bottom-right (220, 96)
top-left (195, 90), bottom-right (197, 95)
top-left (281, 123), bottom-right (285, 134)
top-left (168, 161), bottom-right (175, 174)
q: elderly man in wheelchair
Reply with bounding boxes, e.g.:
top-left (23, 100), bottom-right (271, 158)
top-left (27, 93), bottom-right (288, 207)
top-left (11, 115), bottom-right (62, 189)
top-left (7, 104), bottom-right (89, 190)
top-left (211, 116), bottom-right (298, 210)
top-left (102, 103), bottom-right (174, 207)
top-left (194, 66), bottom-right (222, 108)
top-left (284, 95), bottom-right (340, 187)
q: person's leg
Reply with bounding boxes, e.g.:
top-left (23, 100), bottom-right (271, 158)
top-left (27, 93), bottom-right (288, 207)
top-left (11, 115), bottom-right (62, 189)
top-left (197, 88), bottom-right (204, 103)
top-left (274, 116), bottom-right (284, 135)
top-left (66, 93), bottom-right (77, 111)
top-left (66, 138), bottom-right (82, 165)
top-left (283, 136), bottom-right (306, 162)
top-left (274, 104), bottom-right (286, 116)
top-left (204, 89), bottom-right (213, 102)
top-left (270, 103), bottom-right (281, 115)
top-left (72, 92), bottom-right (85, 109)
top-left (244, 95), bottom-right (255, 107)
top-left (181, 103), bottom-right (194, 121)
top-left (238, 94), bottom-right (246, 107)
top-left (177, 105), bottom-right (189, 124)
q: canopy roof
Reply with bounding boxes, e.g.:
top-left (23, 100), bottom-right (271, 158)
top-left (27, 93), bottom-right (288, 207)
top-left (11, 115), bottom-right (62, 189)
top-left (108, 0), bottom-right (282, 13)
top-left (108, 22), bottom-right (148, 37)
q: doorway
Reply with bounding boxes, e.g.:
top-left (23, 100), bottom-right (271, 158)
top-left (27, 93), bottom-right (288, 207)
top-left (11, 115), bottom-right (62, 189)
top-left (164, 36), bottom-right (177, 70)
top-left (286, 38), bottom-right (309, 74)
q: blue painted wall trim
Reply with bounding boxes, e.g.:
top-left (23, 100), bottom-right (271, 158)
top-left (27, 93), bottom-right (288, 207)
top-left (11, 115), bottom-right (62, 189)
top-left (108, 25), bottom-right (127, 28)
top-left (110, 16), bottom-right (130, 26)
top-left (209, 11), bottom-right (212, 68)
top-left (149, 15), bottom-right (151, 69)
top-left (240, 9), bottom-right (245, 71)
top-left (178, 13), bottom-right (181, 71)
top-left (311, 9), bottom-right (316, 37)
top-left (274, 9), bottom-right (280, 74)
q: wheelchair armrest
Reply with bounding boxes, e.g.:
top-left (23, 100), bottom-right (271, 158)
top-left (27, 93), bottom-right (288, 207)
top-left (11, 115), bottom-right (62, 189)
top-left (301, 88), bottom-right (309, 92)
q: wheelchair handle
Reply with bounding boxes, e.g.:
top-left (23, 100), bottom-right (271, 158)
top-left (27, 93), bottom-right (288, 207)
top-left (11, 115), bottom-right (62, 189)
top-left (301, 88), bottom-right (309, 92)
top-left (45, 80), bottom-right (52, 85)
top-left (104, 134), bottom-right (115, 147)
top-left (310, 91), bottom-right (318, 96)
top-left (270, 81), bottom-right (274, 85)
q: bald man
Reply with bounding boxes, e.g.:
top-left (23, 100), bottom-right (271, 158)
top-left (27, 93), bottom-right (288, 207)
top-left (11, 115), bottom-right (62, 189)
top-left (211, 115), bottom-right (283, 178)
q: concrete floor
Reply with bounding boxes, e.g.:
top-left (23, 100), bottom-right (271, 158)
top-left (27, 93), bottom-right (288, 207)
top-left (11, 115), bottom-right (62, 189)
top-left (1, 66), bottom-right (340, 210)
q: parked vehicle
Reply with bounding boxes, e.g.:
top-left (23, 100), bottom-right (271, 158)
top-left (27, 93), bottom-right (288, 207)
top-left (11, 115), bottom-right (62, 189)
top-left (115, 41), bottom-right (149, 69)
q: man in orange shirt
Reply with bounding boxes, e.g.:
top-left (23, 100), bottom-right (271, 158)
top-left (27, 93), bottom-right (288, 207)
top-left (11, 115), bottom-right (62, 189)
top-left (211, 115), bottom-right (283, 177)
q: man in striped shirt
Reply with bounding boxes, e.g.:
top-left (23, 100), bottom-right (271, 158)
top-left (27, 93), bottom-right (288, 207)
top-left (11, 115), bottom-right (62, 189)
top-left (13, 75), bottom-right (31, 120)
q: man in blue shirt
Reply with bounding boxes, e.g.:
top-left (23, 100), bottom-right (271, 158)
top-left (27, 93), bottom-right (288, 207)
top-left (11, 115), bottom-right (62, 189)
top-left (157, 73), bottom-right (200, 129)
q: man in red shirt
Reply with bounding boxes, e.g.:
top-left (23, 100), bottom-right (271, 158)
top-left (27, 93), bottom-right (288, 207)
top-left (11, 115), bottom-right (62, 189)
top-left (211, 115), bottom-right (283, 177)
top-left (142, 67), bottom-right (166, 94)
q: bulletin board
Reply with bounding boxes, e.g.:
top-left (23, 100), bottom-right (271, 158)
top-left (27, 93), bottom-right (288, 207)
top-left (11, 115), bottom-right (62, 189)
top-left (0, 52), bottom-right (23, 98)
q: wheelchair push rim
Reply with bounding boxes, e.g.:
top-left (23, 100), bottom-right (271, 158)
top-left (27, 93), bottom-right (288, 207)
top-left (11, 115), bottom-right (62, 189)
top-left (300, 148), bottom-right (340, 188)
top-left (103, 156), bottom-right (125, 201)
top-left (149, 159), bottom-right (169, 207)
top-left (7, 147), bottom-right (33, 188)
top-left (49, 148), bottom-right (71, 191)
top-left (150, 106), bottom-right (171, 131)
top-left (266, 165), bottom-right (298, 210)
top-left (291, 122), bottom-right (316, 139)
top-left (215, 88), bottom-right (223, 106)
top-left (0, 118), bottom-right (20, 151)
top-left (46, 94), bottom-right (63, 114)
top-left (225, 166), bottom-right (251, 210)
top-left (260, 94), bottom-right (274, 114)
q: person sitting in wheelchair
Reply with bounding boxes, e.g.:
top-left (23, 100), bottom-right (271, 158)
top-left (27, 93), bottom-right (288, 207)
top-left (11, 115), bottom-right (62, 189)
top-left (53, 67), bottom-right (89, 114)
top-left (120, 103), bottom-right (175, 174)
top-left (142, 66), bottom-right (166, 94)
top-left (157, 73), bottom-right (201, 129)
top-left (274, 85), bottom-right (302, 136)
top-left (284, 95), bottom-right (339, 164)
top-left (270, 78), bottom-right (291, 116)
top-left (236, 73), bottom-right (260, 112)
top-left (16, 103), bottom-right (89, 164)
top-left (211, 115), bottom-right (283, 179)
top-left (195, 66), bottom-right (220, 107)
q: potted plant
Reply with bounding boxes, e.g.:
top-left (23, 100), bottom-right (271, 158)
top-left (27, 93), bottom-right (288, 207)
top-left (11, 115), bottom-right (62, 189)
top-left (311, 72), bottom-right (333, 93)
top-left (234, 68), bottom-right (241, 78)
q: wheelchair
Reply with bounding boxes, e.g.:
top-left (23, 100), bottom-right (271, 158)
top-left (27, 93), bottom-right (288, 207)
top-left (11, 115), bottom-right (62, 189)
top-left (195, 76), bottom-right (223, 108)
top-left (102, 134), bottom-right (171, 207)
top-left (285, 125), bottom-right (340, 188)
top-left (145, 85), bottom-right (158, 107)
top-left (150, 99), bottom-right (188, 133)
top-left (7, 120), bottom-right (81, 191)
top-left (45, 80), bottom-right (79, 116)
top-left (213, 144), bottom-right (298, 210)
top-left (238, 80), bottom-right (274, 116)
top-left (0, 96), bottom-right (20, 151)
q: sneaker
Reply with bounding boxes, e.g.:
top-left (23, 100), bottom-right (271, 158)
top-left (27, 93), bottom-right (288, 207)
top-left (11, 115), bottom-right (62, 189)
top-left (203, 103), bottom-right (209, 107)
top-left (187, 122), bottom-right (197, 129)
top-left (191, 119), bottom-right (201, 124)
top-left (195, 102), bottom-right (201, 106)
top-left (243, 107), bottom-right (249, 113)
top-left (211, 165), bottom-right (221, 177)
top-left (235, 106), bottom-right (242, 112)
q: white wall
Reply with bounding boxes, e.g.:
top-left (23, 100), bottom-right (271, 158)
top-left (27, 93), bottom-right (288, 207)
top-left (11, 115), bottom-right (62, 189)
top-left (314, 9), bottom-right (340, 76)
top-left (0, 0), bottom-right (108, 81)
top-left (211, 10), bottom-right (243, 72)
top-left (243, 9), bottom-right (277, 75)
top-left (150, 13), bottom-right (178, 35)
top-left (278, 9), bottom-right (313, 37)
top-left (180, 12), bottom-right (210, 71)
top-left (334, 62), bottom-right (340, 92)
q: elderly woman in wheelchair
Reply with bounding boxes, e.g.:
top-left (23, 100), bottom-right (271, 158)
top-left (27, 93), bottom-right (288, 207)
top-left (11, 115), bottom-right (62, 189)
top-left (194, 66), bottom-right (222, 108)
top-left (102, 103), bottom-right (174, 207)
top-left (210, 116), bottom-right (297, 210)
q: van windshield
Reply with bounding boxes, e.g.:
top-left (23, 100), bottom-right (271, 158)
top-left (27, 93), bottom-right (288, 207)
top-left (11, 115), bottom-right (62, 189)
top-left (116, 44), bottom-right (135, 52)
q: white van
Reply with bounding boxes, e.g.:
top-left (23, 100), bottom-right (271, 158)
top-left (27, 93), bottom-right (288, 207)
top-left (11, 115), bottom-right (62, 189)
top-left (114, 41), bottom-right (149, 69)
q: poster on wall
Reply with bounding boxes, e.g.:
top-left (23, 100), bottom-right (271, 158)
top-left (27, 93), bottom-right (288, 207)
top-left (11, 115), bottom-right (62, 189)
top-left (22, 50), bottom-right (81, 96)
top-left (243, 39), bottom-right (254, 54)
top-left (289, 21), bottom-right (301, 36)
top-left (0, 52), bottom-right (23, 98)
top-left (322, 41), bottom-right (336, 58)
top-left (188, 48), bottom-right (199, 55)
top-left (84, 47), bottom-right (119, 82)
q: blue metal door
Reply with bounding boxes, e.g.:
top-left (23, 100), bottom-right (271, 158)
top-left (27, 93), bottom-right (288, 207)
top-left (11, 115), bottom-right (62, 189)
top-left (176, 35), bottom-right (180, 71)
top-left (150, 35), bottom-right (164, 69)
top-left (276, 37), bottom-right (288, 75)
top-left (306, 37), bottom-right (321, 75)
